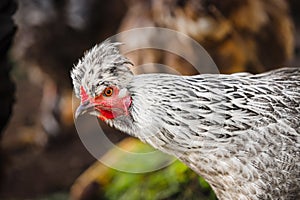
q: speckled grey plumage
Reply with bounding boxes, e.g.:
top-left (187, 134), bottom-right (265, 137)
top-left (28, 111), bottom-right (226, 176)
top-left (71, 40), bottom-right (133, 98)
top-left (71, 42), bottom-right (300, 200)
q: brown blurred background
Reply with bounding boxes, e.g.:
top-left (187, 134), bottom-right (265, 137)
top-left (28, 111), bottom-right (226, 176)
top-left (0, 0), bottom-right (299, 199)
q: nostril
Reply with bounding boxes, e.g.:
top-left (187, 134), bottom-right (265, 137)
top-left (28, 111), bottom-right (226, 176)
top-left (75, 100), bottom-right (94, 118)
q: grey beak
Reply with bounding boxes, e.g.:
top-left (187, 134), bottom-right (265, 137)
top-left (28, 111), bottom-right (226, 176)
top-left (75, 101), bottom-right (94, 118)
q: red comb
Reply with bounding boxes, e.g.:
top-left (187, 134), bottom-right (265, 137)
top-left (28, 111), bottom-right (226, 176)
top-left (80, 86), bottom-right (89, 103)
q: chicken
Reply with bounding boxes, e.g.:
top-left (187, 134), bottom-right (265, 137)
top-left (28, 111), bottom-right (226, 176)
top-left (72, 41), bottom-right (300, 199)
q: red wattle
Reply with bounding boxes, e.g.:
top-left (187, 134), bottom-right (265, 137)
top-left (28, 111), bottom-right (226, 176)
top-left (99, 109), bottom-right (115, 120)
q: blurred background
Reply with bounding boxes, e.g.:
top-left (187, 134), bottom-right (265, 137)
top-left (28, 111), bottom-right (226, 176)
top-left (0, 0), bottom-right (299, 199)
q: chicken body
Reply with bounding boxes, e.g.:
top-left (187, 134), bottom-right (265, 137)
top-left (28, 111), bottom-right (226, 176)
top-left (72, 42), bottom-right (300, 200)
top-left (114, 70), bottom-right (300, 199)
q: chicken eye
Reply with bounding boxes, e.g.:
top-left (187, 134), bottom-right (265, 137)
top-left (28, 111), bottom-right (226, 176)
top-left (103, 87), bottom-right (113, 97)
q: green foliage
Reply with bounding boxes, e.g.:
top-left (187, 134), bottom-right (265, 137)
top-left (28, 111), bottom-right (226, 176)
top-left (103, 161), bottom-right (216, 200)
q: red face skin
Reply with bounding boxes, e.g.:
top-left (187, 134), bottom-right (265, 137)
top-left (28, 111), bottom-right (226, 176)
top-left (80, 86), bottom-right (132, 121)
